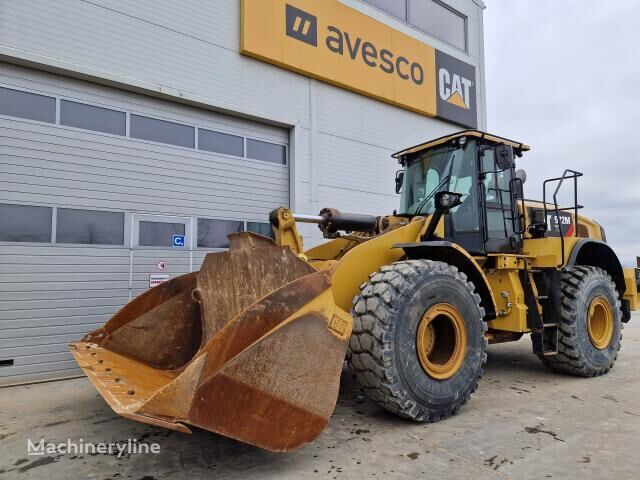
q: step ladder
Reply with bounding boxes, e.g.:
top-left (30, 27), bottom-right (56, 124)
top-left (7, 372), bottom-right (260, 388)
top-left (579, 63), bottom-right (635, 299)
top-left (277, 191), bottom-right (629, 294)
top-left (520, 269), bottom-right (561, 356)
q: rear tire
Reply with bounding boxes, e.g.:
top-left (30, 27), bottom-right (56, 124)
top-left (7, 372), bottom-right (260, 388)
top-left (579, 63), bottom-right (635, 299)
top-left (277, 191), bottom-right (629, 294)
top-left (347, 260), bottom-right (487, 422)
top-left (539, 266), bottom-right (622, 376)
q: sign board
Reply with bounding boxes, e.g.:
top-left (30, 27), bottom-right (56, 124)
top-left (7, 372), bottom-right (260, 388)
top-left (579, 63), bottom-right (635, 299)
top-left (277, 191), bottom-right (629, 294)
top-left (149, 274), bottom-right (170, 288)
top-left (241, 0), bottom-right (477, 127)
top-left (172, 235), bottom-right (185, 248)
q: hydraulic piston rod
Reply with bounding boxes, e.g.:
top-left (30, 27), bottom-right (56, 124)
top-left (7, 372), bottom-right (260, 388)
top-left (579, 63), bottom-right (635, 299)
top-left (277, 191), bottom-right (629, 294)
top-left (293, 214), bottom-right (325, 223)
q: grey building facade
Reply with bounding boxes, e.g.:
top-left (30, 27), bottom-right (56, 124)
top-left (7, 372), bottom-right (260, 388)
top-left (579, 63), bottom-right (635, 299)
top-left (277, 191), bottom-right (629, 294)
top-left (0, 0), bottom-right (486, 385)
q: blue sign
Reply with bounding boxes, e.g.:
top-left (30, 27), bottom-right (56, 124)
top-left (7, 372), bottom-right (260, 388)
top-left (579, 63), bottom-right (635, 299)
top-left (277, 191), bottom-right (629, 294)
top-left (172, 235), bottom-right (185, 248)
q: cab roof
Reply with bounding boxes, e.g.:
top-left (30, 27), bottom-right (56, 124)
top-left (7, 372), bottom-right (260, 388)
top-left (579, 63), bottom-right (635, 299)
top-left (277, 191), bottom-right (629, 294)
top-left (392, 130), bottom-right (531, 160)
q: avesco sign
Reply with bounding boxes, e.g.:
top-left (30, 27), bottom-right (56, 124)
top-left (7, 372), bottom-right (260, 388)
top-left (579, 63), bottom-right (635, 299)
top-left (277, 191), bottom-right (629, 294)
top-left (324, 26), bottom-right (425, 85)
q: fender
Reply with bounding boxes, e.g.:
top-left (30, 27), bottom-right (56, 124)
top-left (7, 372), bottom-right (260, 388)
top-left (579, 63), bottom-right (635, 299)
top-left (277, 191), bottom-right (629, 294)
top-left (566, 239), bottom-right (625, 294)
top-left (566, 239), bottom-right (630, 322)
top-left (394, 241), bottom-right (498, 319)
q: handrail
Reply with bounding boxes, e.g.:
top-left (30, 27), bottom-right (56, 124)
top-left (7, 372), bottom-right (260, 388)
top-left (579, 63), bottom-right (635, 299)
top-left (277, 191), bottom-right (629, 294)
top-left (480, 163), bottom-right (523, 242)
top-left (543, 169), bottom-right (584, 266)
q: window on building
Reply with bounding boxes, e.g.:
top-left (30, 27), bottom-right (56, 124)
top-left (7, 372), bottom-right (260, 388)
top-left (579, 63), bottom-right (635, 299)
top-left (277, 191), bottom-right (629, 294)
top-left (130, 114), bottom-right (195, 148)
top-left (0, 87), bottom-right (56, 123)
top-left (60, 100), bottom-right (126, 136)
top-left (246, 139), bottom-right (287, 165)
top-left (56, 208), bottom-right (124, 245)
top-left (197, 219), bottom-right (244, 248)
top-left (0, 203), bottom-right (52, 242)
top-left (198, 129), bottom-right (244, 157)
top-left (247, 222), bottom-right (275, 239)
top-left (139, 221), bottom-right (186, 247)
top-left (408, 0), bottom-right (466, 51)
top-left (363, 0), bottom-right (407, 20)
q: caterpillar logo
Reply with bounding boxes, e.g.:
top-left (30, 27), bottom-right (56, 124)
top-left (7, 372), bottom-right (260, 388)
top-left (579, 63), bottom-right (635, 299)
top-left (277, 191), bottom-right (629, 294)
top-left (242, 0), bottom-right (478, 128)
top-left (435, 50), bottom-right (477, 127)
top-left (439, 69), bottom-right (473, 110)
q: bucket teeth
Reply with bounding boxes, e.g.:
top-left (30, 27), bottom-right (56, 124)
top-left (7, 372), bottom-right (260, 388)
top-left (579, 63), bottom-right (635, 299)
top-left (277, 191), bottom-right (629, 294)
top-left (69, 238), bottom-right (352, 451)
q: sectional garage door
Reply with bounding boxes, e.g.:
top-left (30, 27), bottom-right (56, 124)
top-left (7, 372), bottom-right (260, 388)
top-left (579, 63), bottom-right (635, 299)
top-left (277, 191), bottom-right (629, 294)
top-left (0, 63), bottom-right (290, 386)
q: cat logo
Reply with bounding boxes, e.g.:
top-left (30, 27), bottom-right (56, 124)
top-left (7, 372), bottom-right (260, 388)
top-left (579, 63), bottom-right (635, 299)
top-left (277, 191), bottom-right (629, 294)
top-left (439, 69), bottom-right (473, 110)
top-left (435, 50), bottom-right (477, 127)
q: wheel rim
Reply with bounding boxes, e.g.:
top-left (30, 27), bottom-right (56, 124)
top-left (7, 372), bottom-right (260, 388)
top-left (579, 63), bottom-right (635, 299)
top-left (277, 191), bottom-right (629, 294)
top-left (416, 303), bottom-right (468, 380)
top-left (587, 296), bottom-right (614, 350)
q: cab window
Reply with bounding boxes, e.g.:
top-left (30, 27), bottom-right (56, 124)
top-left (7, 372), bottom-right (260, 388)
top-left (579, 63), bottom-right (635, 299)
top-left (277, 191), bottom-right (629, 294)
top-left (481, 148), bottom-right (515, 239)
top-left (448, 144), bottom-right (479, 232)
top-left (482, 149), bottom-right (513, 206)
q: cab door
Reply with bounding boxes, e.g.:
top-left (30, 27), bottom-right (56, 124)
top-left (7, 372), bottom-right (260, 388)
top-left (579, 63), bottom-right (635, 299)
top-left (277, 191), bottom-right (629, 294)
top-left (480, 149), bottom-right (520, 253)
top-left (444, 141), bottom-right (484, 254)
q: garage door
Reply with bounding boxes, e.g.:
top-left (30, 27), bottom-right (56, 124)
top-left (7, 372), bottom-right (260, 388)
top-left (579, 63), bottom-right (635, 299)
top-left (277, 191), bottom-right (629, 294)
top-left (0, 63), bottom-right (290, 385)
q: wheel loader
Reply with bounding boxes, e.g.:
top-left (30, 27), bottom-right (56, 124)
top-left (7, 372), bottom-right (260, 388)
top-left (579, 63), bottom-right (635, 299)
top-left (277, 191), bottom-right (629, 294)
top-left (69, 130), bottom-right (638, 452)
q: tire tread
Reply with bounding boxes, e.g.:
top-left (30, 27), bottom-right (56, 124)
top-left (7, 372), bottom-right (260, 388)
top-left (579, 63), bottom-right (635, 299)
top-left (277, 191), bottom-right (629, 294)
top-left (540, 266), bottom-right (622, 377)
top-left (348, 259), bottom-right (487, 422)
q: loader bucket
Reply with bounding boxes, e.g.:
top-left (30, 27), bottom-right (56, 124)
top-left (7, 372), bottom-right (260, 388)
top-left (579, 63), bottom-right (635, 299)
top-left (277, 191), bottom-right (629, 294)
top-left (69, 234), bottom-right (352, 452)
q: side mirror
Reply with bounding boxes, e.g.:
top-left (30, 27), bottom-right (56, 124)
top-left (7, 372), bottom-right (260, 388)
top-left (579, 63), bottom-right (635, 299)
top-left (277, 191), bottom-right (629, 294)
top-left (435, 191), bottom-right (463, 212)
top-left (422, 191), bottom-right (463, 241)
top-left (496, 144), bottom-right (515, 170)
top-left (513, 169), bottom-right (527, 200)
top-left (395, 170), bottom-right (405, 194)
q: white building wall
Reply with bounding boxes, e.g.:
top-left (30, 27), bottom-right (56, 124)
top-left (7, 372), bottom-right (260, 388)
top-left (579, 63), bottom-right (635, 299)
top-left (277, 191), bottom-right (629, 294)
top-left (0, 0), bottom-right (486, 382)
top-left (0, 0), bottom-right (486, 244)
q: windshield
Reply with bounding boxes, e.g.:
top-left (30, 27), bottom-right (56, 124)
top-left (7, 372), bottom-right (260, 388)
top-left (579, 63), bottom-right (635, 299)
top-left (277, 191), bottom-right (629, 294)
top-left (399, 144), bottom-right (462, 215)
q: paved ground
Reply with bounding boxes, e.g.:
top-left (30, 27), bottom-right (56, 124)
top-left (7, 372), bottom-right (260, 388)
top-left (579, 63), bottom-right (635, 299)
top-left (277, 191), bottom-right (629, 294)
top-left (1, 314), bottom-right (639, 480)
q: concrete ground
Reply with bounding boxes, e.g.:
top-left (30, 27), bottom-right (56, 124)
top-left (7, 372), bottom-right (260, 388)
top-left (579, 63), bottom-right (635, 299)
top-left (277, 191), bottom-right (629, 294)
top-left (1, 315), bottom-right (639, 480)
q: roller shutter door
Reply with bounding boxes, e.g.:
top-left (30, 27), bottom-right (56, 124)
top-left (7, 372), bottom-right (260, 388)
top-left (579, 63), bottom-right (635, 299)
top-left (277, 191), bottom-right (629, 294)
top-left (0, 63), bottom-right (289, 385)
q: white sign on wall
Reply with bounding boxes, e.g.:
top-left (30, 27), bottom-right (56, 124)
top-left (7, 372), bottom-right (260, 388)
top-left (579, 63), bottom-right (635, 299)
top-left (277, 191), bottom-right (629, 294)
top-left (149, 274), bottom-right (170, 288)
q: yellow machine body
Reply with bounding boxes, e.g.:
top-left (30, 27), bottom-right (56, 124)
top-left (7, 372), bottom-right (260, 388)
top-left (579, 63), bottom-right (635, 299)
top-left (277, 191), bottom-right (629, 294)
top-left (69, 130), bottom-right (637, 452)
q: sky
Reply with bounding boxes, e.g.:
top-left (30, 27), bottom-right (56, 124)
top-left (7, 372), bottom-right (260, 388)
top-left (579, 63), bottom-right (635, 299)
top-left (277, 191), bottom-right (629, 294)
top-left (484, 0), bottom-right (640, 266)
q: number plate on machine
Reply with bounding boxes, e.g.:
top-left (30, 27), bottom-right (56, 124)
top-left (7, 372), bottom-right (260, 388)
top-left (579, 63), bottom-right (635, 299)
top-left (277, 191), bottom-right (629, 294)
top-left (529, 208), bottom-right (574, 237)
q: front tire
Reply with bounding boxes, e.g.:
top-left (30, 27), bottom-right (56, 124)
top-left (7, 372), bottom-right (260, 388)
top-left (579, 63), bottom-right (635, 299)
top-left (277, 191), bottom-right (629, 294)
top-left (540, 266), bottom-right (622, 376)
top-left (347, 260), bottom-right (487, 422)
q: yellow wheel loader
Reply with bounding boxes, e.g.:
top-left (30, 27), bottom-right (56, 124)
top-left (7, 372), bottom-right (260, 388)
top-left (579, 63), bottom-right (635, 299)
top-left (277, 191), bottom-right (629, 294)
top-left (69, 130), bottom-right (639, 452)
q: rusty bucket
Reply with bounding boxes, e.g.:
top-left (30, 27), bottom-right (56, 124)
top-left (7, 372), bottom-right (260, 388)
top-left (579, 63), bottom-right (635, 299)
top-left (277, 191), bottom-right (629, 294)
top-left (69, 233), bottom-right (351, 452)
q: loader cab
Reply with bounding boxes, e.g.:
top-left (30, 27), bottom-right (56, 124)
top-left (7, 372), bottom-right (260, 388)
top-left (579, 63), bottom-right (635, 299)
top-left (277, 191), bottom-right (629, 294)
top-left (394, 130), bottom-right (530, 255)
